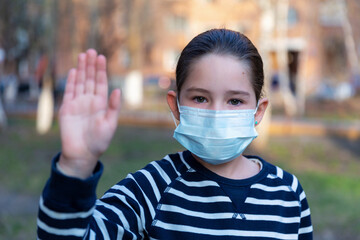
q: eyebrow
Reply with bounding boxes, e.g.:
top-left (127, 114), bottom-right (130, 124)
top-left (185, 87), bottom-right (210, 93)
top-left (226, 90), bottom-right (251, 96)
top-left (185, 87), bottom-right (250, 96)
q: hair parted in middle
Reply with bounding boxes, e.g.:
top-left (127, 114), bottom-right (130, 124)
top-left (175, 28), bottom-right (264, 102)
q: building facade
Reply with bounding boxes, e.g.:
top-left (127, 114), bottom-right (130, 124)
top-left (54, 0), bottom-right (360, 104)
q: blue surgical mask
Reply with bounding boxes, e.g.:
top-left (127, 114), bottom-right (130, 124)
top-left (172, 104), bottom-right (258, 165)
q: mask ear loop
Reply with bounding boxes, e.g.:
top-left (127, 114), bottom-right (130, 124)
top-left (170, 97), bottom-right (181, 127)
top-left (254, 101), bottom-right (260, 115)
top-left (170, 111), bottom-right (178, 127)
top-left (254, 101), bottom-right (259, 126)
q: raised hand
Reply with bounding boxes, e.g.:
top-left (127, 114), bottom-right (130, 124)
top-left (58, 49), bottom-right (121, 179)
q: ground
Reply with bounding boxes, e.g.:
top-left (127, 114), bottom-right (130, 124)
top-left (0, 95), bottom-right (359, 239)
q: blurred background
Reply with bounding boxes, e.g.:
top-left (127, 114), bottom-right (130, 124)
top-left (0, 0), bottom-right (359, 239)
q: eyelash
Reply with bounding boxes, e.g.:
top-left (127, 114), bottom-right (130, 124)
top-left (193, 96), bottom-right (207, 103)
top-left (228, 99), bottom-right (243, 106)
top-left (193, 96), bottom-right (243, 106)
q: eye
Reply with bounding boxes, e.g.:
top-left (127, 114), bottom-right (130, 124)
top-left (228, 99), bottom-right (242, 106)
top-left (193, 96), bottom-right (207, 103)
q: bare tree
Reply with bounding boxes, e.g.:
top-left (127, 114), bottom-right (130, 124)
top-left (0, 96), bottom-right (7, 129)
top-left (275, 0), bottom-right (298, 116)
top-left (0, 51), bottom-right (6, 128)
top-left (0, 0), bottom-right (29, 64)
top-left (0, 0), bottom-right (28, 128)
top-left (0, 0), bottom-right (48, 129)
top-left (337, 0), bottom-right (360, 84)
top-left (96, 0), bottom-right (124, 61)
top-left (255, 0), bottom-right (275, 150)
top-left (36, 0), bottom-right (58, 134)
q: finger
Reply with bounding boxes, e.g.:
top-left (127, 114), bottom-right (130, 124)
top-left (85, 49), bottom-right (97, 94)
top-left (75, 53), bottom-right (86, 97)
top-left (105, 89), bottom-right (121, 126)
top-left (95, 55), bottom-right (108, 99)
top-left (62, 68), bottom-right (77, 103)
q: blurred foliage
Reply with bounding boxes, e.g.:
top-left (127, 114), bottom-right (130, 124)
top-left (0, 0), bottom-right (48, 62)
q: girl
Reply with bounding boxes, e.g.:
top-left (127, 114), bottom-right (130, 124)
top-left (37, 29), bottom-right (313, 239)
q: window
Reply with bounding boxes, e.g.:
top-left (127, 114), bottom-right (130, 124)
top-left (288, 7), bottom-right (298, 26)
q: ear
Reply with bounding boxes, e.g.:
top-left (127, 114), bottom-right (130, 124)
top-left (167, 90), bottom-right (180, 121)
top-left (255, 98), bottom-right (269, 126)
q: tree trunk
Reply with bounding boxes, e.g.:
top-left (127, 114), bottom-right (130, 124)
top-left (0, 93), bottom-right (7, 129)
top-left (88, 0), bottom-right (99, 48)
top-left (337, 0), bottom-right (360, 79)
top-left (36, 73), bottom-right (54, 134)
top-left (254, 0), bottom-right (274, 150)
top-left (276, 0), bottom-right (297, 116)
top-left (36, 0), bottom-right (57, 134)
top-left (124, 0), bottom-right (144, 109)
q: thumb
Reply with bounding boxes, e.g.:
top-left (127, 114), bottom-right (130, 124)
top-left (106, 88), bottom-right (121, 125)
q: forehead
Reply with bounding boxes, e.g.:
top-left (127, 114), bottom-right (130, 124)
top-left (181, 53), bottom-right (254, 94)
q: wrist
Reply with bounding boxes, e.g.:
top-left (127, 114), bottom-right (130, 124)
top-left (58, 154), bottom-right (97, 179)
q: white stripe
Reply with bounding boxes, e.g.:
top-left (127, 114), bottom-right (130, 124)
top-left (178, 178), bottom-right (219, 187)
top-left (96, 201), bottom-right (131, 231)
top-left (96, 196), bottom-right (140, 240)
top-left (139, 169), bottom-right (161, 201)
top-left (93, 208), bottom-right (107, 220)
top-left (163, 155), bottom-right (181, 177)
top-left (245, 214), bottom-right (300, 223)
top-left (267, 174), bottom-right (277, 179)
top-left (291, 176), bottom-right (299, 192)
top-left (115, 223), bottom-right (125, 240)
top-left (160, 204), bottom-right (233, 219)
top-left (299, 225), bottom-right (313, 234)
top-left (110, 184), bottom-right (141, 205)
top-left (301, 208), bottom-right (311, 218)
top-left (37, 218), bottom-right (86, 237)
top-left (93, 211), bottom-right (110, 240)
top-left (276, 166), bottom-right (283, 179)
top-left (178, 152), bottom-right (191, 170)
top-left (150, 161), bottom-right (171, 184)
top-left (245, 197), bottom-right (300, 207)
top-left (128, 174), bottom-right (156, 218)
top-left (299, 191), bottom-right (306, 201)
top-left (160, 204), bottom-right (300, 223)
top-left (92, 209), bottom-right (109, 239)
top-left (39, 196), bottom-right (94, 220)
top-left (89, 229), bottom-right (96, 240)
top-left (98, 196), bottom-right (141, 239)
top-left (105, 186), bottom-right (145, 233)
top-left (168, 188), bottom-right (230, 203)
top-left (154, 220), bottom-right (298, 240)
top-left (251, 184), bottom-right (291, 192)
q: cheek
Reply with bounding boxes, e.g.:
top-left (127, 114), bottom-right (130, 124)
top-left (178, 94), bottom-right (192, 107)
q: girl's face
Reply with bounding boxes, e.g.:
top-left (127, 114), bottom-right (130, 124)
top-left (167, 53), bottom-right (268, 123)
top-left (179, 54), bottom-right (257, 110)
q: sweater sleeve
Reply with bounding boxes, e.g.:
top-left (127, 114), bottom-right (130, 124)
top-left (37, 153), bottom-right (103, 240)
top-left (37, 153), bottom-right (151, 240)
top-left (296, 179), bottom-right (313, 240)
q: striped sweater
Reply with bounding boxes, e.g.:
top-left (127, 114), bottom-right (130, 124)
top-left (37, 150), bottom-right (313, 239)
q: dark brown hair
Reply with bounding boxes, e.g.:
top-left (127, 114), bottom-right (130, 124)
top-left (176, 29), bottom-right (264, 102)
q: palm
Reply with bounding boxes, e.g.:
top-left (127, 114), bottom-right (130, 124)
top-left (58, 50), bottom-right (121, 178)
top-left (60, 93), bottom-right (110, 159)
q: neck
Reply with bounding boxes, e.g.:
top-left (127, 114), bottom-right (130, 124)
top-left (193, 154), bottom-right (261, 180)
